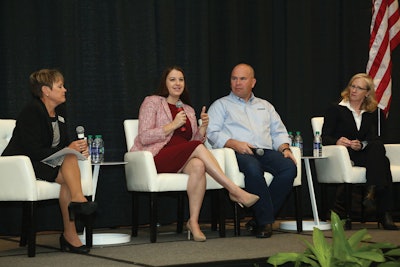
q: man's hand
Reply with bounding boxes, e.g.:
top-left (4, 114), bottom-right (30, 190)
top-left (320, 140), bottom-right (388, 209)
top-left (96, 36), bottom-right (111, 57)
top-left (226, 139), bottom-right (255, 155)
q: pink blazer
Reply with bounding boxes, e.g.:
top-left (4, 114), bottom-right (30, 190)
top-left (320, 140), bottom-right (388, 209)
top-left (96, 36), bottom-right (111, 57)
top-left (130, 95), bottom-right (204, 156)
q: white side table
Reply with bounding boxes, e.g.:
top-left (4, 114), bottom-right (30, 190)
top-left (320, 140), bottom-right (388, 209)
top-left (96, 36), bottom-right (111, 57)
top-left (280, 156), bottom-right (331, 231)
top-left (79, 161), bottom-right (131, 246)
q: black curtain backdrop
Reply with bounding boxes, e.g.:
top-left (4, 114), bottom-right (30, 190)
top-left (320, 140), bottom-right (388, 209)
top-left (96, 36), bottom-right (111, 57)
top-left (1, 0), bottom-right (400, 234)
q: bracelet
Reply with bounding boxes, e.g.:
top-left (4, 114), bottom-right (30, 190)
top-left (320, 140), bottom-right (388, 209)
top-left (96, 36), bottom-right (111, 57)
top-left (281, 147), bottom-right (291, 153)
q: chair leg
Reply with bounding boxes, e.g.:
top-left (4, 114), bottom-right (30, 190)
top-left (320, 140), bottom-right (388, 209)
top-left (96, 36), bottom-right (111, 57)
top-left (149, 192), bottom-right (158, 243)
top-left (20, 202), bottom-right (28, 247)
top-left (217, 190), bottom-right (225, 237)
top-left (294, 186), bottom-right (303, 233)
top-left (360, 186), bottom-right (366, 223)
top-left (233, 202), bottom-right (241, 236)
top-left (344, 184), bottom-right (352, 230)
top-left (319, 184), bottom-right (328, 221)
top-left (131, 192), bottom-right (138, 237)
top-left (211, 191), bottom-right (218, 231)
top-left (84, 213), bottom-right (94, 248)
top-left (176, 194), bottom-right (184, 233)
top-left (20, 201), bottom-right (36, 257)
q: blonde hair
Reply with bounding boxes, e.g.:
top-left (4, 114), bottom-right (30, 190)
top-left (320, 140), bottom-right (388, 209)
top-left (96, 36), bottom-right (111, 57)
top-left (341, 73), bottom-right (378, 112)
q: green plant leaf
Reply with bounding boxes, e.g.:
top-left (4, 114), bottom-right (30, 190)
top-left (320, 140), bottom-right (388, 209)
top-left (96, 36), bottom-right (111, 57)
top-left (385, 248), bottom-right (400, 256)
top-left (267, 252), bottom-right (302, 265)
top-left (330, 212), bottom-right (353, 259)
top-left (352, 251), bottom-right (385, 262)
top-left (308, 227), bottom-right (331, 266)
top-left (347, 229), bottom-right (370, 249)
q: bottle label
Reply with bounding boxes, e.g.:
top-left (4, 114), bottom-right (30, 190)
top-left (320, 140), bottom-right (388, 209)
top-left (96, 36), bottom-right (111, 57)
top-left (313, 142), bottom-right (322, 157)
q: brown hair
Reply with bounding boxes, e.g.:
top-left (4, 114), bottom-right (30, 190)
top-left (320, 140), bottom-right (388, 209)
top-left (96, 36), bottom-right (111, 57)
top-left (29, 69), bottom-right (64, 98)
top-left (154, 66), bottom-right (192, 106)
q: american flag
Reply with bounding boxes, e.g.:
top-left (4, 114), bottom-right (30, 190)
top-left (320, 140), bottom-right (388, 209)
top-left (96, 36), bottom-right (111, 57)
top-left (366, 0), bottom-right (400, 116)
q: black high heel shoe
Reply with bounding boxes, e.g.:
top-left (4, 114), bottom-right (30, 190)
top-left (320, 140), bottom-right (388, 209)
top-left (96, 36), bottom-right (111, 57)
top-left (378, 212), bottom-right (398, 230)
top-left (68, 201), bottom-right (97, 221)
top-left (59, 234), bottom-right (90, 254)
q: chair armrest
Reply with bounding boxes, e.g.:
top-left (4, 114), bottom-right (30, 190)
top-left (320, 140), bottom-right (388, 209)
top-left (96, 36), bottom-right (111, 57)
top-left (124, 151), bottom-right (159, 191)
top-left (0, 156), bottom-right (38, 201)
top-left (385, 144), bottom-right (400, 165)
top-left (78, 158), bottom-right (93, 197)
top-left (315, 145), bottom-right (364, 183)
top-left (290, 146), bottom-right (302, 186)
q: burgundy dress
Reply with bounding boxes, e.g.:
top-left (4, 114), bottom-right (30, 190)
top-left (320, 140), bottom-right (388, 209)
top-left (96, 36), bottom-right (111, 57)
top-left (154, 103), bottom-right (202, 172)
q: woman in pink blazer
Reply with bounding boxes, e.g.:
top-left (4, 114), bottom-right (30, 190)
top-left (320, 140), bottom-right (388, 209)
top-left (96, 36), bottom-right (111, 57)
top-left (131, 66), bottom-right (259, 241)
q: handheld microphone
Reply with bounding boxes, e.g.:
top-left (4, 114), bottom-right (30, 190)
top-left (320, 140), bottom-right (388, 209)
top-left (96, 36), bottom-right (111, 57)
top-left (175, 100), bottom-right (186, 132)
top-left (251, 148), bottom-right (264, 156)
top-left (76, 126), bottom-right (85, 140)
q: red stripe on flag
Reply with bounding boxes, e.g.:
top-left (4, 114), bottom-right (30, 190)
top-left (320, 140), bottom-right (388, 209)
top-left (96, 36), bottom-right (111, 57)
top-left (366, 0), bottom-right (400, 115)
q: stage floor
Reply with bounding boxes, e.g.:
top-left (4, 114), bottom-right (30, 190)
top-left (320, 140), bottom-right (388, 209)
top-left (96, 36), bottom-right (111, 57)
top-left (1, 218), bottom-right (399, 267)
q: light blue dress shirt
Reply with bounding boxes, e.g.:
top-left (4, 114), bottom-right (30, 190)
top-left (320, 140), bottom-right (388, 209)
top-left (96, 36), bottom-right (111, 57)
top-left (207, 91), bottom-right (291, 151)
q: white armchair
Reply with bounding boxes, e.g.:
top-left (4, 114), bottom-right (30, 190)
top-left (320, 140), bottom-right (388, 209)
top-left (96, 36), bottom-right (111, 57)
top-left (223, 146), bottom-right (303, 234)
top-left (123, 119), bottom-right (226, 243)
top-left (311, 117), bottom-right (400, 229)
top-left (0, 119), bottom-right (93, 257)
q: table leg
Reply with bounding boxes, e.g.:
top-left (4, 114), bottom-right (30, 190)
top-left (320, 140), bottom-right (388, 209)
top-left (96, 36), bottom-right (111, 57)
top-left (92, 164), bottom-right (100, 201)
top-left (303, 158), bottom-right (320, 225)
top-left (80, 163), bottom-right (131, 245)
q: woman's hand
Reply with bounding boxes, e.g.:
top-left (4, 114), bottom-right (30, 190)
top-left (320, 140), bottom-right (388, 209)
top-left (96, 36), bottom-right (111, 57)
top-left (336, 137), bottom-right (352, 147)
top-left (69, 139), bottom-right (89, 158)
top-left (200, 106), bottom-right (208, 129)
top-left (173, 110), bottom-right (187, 129)
top-left (199, 106), bottom-right (208, 136)
top-left (350, 139), bottom-right (362, 151)
top-left (336, 137), bottom-right (362, 151)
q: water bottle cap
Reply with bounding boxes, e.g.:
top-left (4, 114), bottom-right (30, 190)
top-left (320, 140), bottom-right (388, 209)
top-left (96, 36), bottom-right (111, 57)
top-left (95, 135), bottom-right (102, 138)
top-left (296, 131), bottom-right (301, 134)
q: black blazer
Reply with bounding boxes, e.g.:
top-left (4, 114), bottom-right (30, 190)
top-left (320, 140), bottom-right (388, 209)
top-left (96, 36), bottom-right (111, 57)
top-left (2, 98), bottom-right (69, 180)
top-left (322, 104), bottom-right (385, 146)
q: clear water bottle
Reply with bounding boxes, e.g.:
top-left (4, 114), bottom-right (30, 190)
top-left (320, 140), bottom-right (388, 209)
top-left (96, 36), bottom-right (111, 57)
top-left (92, 135), bottom-right (104, 163)
top-left (293, 131), bottom-right (303, 156)
top-left (87, 135), bottom-right (93, 157)
top-left (313, 131), bottom-right (322, 157)
top-left (288, 131), bottom-right (294, 146)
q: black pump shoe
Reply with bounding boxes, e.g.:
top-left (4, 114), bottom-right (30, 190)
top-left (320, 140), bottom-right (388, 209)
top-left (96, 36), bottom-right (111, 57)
top-left (378, 212), bottom-right (398, 230)
top-left (68, 201), bottom-right (97, 221)
top-left (59, 234), bottom-right (90, 254)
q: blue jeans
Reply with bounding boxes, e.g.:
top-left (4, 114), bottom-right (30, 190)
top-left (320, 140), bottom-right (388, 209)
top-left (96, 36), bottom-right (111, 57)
top-left (236, 149), bottom-right (296, 226)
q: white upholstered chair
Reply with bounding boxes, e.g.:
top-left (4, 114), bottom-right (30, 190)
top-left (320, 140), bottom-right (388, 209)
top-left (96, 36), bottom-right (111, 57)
top-left (311, 117), bottom-right (400, 229)
top-left (223, 146), bottom-right (303, 234)
top-left (123, 119), bottom-right (226, 243)
top-left (0, 119), bottom-right (93, 257)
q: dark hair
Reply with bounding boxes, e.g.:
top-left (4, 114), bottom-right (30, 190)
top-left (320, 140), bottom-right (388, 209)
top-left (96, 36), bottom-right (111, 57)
top-left (29, 69), bottom-right (64, 98)
top-left (154, 66), bottom-right (192, 106)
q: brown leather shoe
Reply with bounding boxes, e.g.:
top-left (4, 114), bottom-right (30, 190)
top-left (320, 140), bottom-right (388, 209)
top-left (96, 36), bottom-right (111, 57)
top-left (255, 224), bottom-right (272, 238)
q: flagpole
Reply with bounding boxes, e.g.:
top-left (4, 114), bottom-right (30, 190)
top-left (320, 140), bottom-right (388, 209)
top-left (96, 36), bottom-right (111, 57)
top-left (378, 107), bottom-right (381, 136)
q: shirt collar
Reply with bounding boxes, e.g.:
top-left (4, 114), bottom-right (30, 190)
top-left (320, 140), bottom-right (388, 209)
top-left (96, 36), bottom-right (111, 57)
top-left (229, 91), bottom-right (255, 103)
top-left (339, 99), bottom-right (365, 114)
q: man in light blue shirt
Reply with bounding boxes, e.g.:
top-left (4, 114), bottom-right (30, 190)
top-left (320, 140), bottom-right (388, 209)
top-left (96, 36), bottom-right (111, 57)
top-left (207, 63), bottom-right (297, 238)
